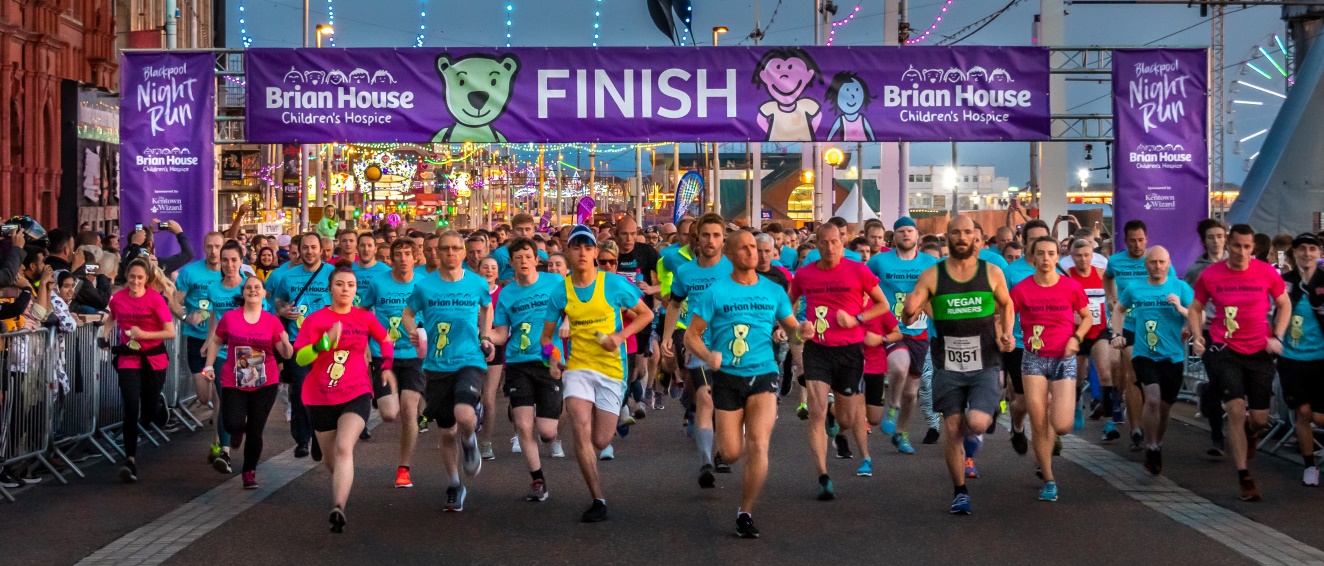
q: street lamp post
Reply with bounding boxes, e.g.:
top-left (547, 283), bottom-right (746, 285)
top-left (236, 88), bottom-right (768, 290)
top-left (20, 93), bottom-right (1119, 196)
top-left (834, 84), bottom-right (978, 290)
top-left (315, 24), bottom-right (333, 48)
top-left (946, 167), bottom-right (959, 218)
top-left (712, 26), bottom-right (728, 46)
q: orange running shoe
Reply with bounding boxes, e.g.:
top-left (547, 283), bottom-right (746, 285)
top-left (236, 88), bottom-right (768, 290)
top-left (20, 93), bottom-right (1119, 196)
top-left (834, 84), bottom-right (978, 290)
top-left (395, 466), bottom-right (413, 488)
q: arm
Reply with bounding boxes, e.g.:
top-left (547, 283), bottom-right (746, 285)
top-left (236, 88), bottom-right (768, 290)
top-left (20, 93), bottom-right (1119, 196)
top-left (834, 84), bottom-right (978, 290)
top-left (1186, 298), bottom-right (1206, 354)
top-left (159, 231), bottom-right (195, 276)
top-left (683, 315), bottom-right (719, 369)
top-left (203, 317), bottom-right (221, 375)
top-left (0, 246), bottom-right (26, 288)
top-left (902, 268), bottom-right (936, 326)
top-left (989, 266), bottom-right (1015, 352)
top-left (223, 203), bottom-right (250, 241)
top-left (478, 304), bottom-right (495, 361)
top-left (661, 297), bottom-right (683, 353)
top-left (1102, 270), bottom-right (1119, 313)
top-left (491, 325), bottom-right (510, 346)
top-left (1268, 291), bottom-right (1292, 354)
top-left (604, 299), bottom-right (654, 352)
top-left (132, 320), bottom-right (177, 342)
top-left (276, 331), bottom-right (294, 358)
top-left (1066, 305), bottom-right (1093, 357)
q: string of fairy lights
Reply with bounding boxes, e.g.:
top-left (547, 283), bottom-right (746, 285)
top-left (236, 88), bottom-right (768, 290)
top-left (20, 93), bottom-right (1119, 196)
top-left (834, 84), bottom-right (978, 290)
top-left (505, 3), bottom-right (514, 47)
top-left (325, 0), bottom-right (336, 46)
top-left (237, 0), bottom-right (252, 47)
top-left (825, 3), bottom-right (861, 47)
top-left (416, 0), bottom-right (426, 47)
top-left (592, 0), bottom-right (602, 47)
top-left (906, 0), bottom-right (956, 45)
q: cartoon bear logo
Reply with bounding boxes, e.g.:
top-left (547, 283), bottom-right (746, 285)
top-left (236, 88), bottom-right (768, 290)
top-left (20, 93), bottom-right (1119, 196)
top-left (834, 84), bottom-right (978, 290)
top-left (435, 321), bottom-right (452, 358)
top-left (432, 54), bottom-right (521, 143)
top-left (730, 324), bottom-right (751, 366)
top-left (328, 350), bottom-right (350, 387)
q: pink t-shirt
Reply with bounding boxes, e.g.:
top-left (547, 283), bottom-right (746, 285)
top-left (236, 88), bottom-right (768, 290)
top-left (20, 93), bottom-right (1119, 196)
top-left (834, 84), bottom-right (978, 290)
top-left (1011, 275), bottom-right (1087, 358)
top-left (863, 308), bottom-right (901, 374)
top-left (790, 259), bottom-right (880, 346)
top-left (214, 309), bottom-right (284, 390)
top-left (294, 307), bottom-right (393, 406)
top-left (1193, 260), bottom-right (1286, 355)
top-left (108, 288), bottom-right (173, 371)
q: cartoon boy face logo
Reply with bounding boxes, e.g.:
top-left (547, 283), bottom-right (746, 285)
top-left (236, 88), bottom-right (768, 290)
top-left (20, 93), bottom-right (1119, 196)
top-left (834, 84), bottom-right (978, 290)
top-left (752, 47), bottom-right (823, 142)
top-left (432, 54), bottom-right (521, 143)
top-left (825, 72), bottom-right (875, 142)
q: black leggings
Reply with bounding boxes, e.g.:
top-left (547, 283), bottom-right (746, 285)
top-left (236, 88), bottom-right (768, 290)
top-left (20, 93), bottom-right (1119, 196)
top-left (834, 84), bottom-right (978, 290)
top-left (221, 386), bottom-right (280, 473)
top-left (117, 366), bottom-right (167, 459)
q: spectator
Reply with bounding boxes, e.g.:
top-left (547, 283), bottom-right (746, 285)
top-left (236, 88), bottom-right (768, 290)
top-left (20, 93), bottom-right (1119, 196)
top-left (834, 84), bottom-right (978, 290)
top-left (0, 228), bottom-right (29, 288)
top-left (44, 229), bottom-right (75, 272)
top-left (122, 220), bottom-right (193, 279)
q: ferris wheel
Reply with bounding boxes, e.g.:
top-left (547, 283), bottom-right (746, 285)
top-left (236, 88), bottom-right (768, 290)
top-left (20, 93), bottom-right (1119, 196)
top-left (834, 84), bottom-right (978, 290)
top-left (1228, 32), bottom-right (1293, 173)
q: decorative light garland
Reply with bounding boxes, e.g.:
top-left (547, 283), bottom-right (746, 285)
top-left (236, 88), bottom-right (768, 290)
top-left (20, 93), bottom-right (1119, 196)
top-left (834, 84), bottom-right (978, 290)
top-left (326, 0), bottom-right (336, 46)
top-left (820, 4), bottom-right (863, 46)
top-left (905, 0), bottom-right (955, 45)
top-left (416, 1), bottom-right (427, 47)
top-left (238, 1), bottom-right (252, 47)
top-left (505, 3), bottom-right (513, 47)
top-left (592, 0), bottom-right (602, 47)
top-left (679, 3), bottom-right (692, 46)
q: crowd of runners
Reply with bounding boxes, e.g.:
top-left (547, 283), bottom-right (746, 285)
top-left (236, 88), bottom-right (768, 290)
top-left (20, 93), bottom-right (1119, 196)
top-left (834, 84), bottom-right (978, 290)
top-left (91, 208), bottom-right (1324, 538)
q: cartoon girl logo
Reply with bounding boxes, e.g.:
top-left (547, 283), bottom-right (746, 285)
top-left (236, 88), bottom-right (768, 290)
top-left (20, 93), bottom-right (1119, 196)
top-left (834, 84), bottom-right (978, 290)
top-left (825, 72), bottom-right (875, 142)
top-left (752, 47), bottom-right (823, 142)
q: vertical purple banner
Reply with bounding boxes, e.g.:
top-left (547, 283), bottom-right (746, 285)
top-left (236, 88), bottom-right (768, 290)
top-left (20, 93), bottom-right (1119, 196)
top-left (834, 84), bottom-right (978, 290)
top-left (1112, 49), bottom-right (1209, 272)
top-left (120, 52), bottom-right (215, 257)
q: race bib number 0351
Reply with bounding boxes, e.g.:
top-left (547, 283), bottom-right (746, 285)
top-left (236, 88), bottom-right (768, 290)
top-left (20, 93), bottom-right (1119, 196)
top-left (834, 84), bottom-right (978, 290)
top-left (943, 335), bottom-right (983, 372)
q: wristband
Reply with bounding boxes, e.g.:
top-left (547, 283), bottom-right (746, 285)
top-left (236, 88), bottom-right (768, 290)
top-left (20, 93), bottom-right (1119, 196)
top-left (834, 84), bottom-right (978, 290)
top-left (856, 314), bottom-right (866, 324)
top-left (315, 335), bottom-right (332, 353)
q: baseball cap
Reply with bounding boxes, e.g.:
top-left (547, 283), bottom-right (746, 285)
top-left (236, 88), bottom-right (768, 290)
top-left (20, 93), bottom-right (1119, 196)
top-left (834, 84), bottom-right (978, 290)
top-left (893, 216), bottom-right (917, 231)
top-left (1291, 233), bottom-right (1320, 248)
top-left (567, 224), bottom-right (597, 247)
top-left (277, 234), bottom-right (292, 247)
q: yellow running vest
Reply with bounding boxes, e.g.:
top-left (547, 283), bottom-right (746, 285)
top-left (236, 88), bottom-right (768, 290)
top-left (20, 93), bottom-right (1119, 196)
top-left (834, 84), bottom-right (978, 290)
top-left (565, 272), bottom-right (626, 380)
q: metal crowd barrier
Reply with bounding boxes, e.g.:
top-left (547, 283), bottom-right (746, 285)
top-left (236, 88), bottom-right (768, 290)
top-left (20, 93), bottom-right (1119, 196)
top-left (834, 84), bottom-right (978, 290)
top-left (1179, 338), bottom-right (1207, 404)
top-left (0, 329), bottom-right (67, 503)
top-left (52, 323), bottom-right (115, 477)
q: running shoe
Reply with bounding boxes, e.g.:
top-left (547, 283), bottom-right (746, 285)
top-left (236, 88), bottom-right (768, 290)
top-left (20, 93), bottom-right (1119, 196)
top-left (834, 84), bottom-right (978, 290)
top-left (212, 451), bottom-right (232, 474)
top-left (1207, 438), bottom-right (1226, 457)
top-left (922, 428), bottom-right (940, 445)
top-left (699, 464), bottom-right (716, 488)
top-left (880, 408), bottom-right (898, 435)
top-left (1010, 431), bottom-right (1028, 455)
top-left (1144, 449), bottom-right (1162, 476)
top-left (619, 413), bottom-right (638, 427)
top-left (825, 417), bottom-right (841, 439)
top-left (395, 466), bottom-right (414, 488)
top-left (1101, 421), bottom-right (1121, 441)
top-left (1038, 481), bottom-right (1058, 502)
top-left (796, 403), bottom-right (809, 420)
top-left (963, 434), bottom-right (983, 459)
top-left (1303, 466), bottom-right (1320, 487)
top-left (736, 512), bottom-right (760, 539)
top-left (117, 460), bottom-right (138, 484)
top-left (616, 424), bottom-right (632, 438)
top-left (896, 432), bottom-right (915, 455)
top-left (0, 471), bottom-right (19, 489)
top-left (581, 499), bottom-right (608, 523)
top-left (359, 429), bottom-right (372, 441)
top-left (599, 445), bottom-right (615, 461)
top-left (462, 433), bottom-right (482, 477)
top-left (551, 440), bottom-right (566, 458)
top-left (1053, 438), bottom-right (1062, 457)
top-left (965, 458), bottom-right (980, 479)
top-left (1073, 405), bottom-right (1085, 431)
top-left (714, 453), bottom-right (732, 473)
top-left (511, 436), bottom-right (522, 454)
top-left (445, 485), bottom-right (466, 511)
top-left (856, 458), bottom-right (873, 477)
top-left (311, 440), bottom-right (323, 462)
top-left (329, 507), bottom-right (346, 533)
top-left (527, 479), bottom-right (548, 502)
top-left (480, 441), bottom-right (496, 461)
top-left (474, 404), bottom-right (484, 434)
top-left (634, 405), bottom-right (647, 420)
top-left (949, 492), bottom-right (972, 515)
top-left (207, 443), bottom-right (221, 464)
top-left (834, 434), bottom-right (853, 459)
top-left (817, 477), bottom-right (835, 501)
top-left (1129, 430), bottom-right (1144, 452)
top-left (1239, 475), bottom-right (1261, 502)
top-left (242, 471), bottom-right (258, 490)
top-left (418, 416), bottom-right (430, 433)
top-left (293, 443), bottom-right (309, 459)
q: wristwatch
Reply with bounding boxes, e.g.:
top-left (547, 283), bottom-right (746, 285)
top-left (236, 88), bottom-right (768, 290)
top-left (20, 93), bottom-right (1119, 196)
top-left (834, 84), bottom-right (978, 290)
top-left (856, 314), bottom-right (866, 324)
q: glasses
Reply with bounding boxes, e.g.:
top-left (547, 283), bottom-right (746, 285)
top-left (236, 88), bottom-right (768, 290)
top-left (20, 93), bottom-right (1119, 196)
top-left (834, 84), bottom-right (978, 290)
top-left (597, 259), bottom-right (618, 267)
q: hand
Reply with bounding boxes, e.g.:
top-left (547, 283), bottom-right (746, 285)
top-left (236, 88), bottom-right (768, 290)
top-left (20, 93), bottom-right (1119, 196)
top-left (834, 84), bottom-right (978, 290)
top-left (38, 266), bottom-right (53, 285)
top-left (773, 327), bottom-right (787, 343)
top-left (836, 309), bottom-right (858, 329)
top-left (326, 321), bottom-right (343, 347)
top-left (185, 311), bottom-right (203, 326)
top-left (599, 332), bottom-right (623, 352)
top-left (278, 304), bottom-right (298, 320)
top-left (381, 369), bottom-right (398, 396)
top-left (236, 202), bottom-right (252, 217)
top-left (998, 332), bottom-right (1015, 353)
top-left (11, 229), bottom-right (25, 249)
top-left (1192, 335), bottom-right (1205, 356)
top-left (126, 326), bottom-right (140, 340)
top-left (559, 324), bottom-right (570, 340)
top-left (198, 342), bottom-right (210, 360)
top-left (481, 339), bottom-right (495, 361)
top-left (661, 336), bottom-right (674, 358)
top-left (549, 360), bottom-right (564, 379)
top-left (202, 367), bottom-right (215, 381)
top-left (166, 220), bottom-right (183, 235)
top-left (129, 230), bottom-right (146, 245)
top-left (1064, 337), bottom-right (1080, 358)
top-left (707, 351), bottom-right (723, 371)
top-left (1266, 336), bottom-right (1283, 355)
top-left (409, 331), bottom-right (424, 353)
top-left (798, 320), bottom-right (815, 341)
top-left (1110, 335), bottom-right (1126, 350)
top-left (1166, 294), bottom-right (1181, 308)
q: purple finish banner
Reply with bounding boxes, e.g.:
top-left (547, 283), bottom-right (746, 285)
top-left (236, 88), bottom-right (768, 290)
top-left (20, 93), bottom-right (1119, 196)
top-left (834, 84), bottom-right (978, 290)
top-left (120, 52), bottom-right (215, 257)
top-left (1111, 49), bottom-right (1209, 272)
top-left (244, 46), bottom-right (1050, 143)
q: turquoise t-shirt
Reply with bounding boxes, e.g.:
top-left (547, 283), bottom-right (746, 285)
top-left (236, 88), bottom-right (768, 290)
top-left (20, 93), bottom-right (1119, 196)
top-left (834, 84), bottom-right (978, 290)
top-left (494, 272), bottom-right (565, 364)
top-left (204, 278), bottom-right (246, 361)
top-left (780, 246), bottom-right (799, 270)
top-left (1283, 294), bottom-right (1324, 361)
top-left (1107, 251), bottom-right (1177, 333)
top-left (176, 260), bottom-right (222, 339)
top-left (545, 272), bottom-right (644, 373)
top-left (490, 244), bottom-right (549, 282)
top-left (800, 248), bottom-right (862, 266)
top-left (271, 262), bottom-right (330, 340)
top-left (351, 261), bottom-right (391, 308)
top-left (671, 257), bottom-right (734, 328)
top-left (362, 271), bottom-right (420, 360)
top-left (1118, 278), bottom-right (1193, 363)
top-left (406, 270), bottom-right (492, 372)
top-left (660, 243), bottom-right (691, 275)
top-left (979, 248), bottom-right (1010, 271)
top-left (690, 276), bottom-right (793, 377)
top-left (867, 250), bottom-right (938, 337)
top-left (1003, 257), bottom-right (1037, 349)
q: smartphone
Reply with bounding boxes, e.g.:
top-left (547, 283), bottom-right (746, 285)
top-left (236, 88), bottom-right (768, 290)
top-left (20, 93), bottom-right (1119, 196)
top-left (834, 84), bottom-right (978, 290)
top-left (157, 221), bottom-right (170, 230)
top-left (85, 264), bottom-right (100, 275)
top-left (134, 223), bottom-right (144, 232)
top-left (0, 224), bottom-right (15, 237)
top-left (1278, 250), bottom-right (1286, 267)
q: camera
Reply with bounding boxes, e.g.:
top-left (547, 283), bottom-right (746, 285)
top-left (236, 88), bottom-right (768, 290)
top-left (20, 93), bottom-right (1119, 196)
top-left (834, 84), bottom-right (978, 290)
top-left (0, 225), bottom-right (15, 237)
top-left (134, 223), bottom-right (144, 232)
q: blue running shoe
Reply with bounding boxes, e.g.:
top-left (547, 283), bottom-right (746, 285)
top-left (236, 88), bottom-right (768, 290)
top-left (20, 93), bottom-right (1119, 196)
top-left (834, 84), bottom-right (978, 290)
top-left (880, 408), bottom-right (898, 435)
top-left (963, 434), bottom-right (982, 459)
top-left (856, 458), bottom-right (873, 477)
top-left (818, 478), bottom-right (836, 501)
top-left (825, 419), bottom-right (840, 439)
top-left (950, 492), bottom-right (972, 515)
top-left (1101, 421), bottom-right (1121, 441)
top-left (1039, 481), bottom-right (1059, 502)
top-left (896, 432), bottom-right (916, 454)
top-left (1074, 406), bottom-right (1085, 431)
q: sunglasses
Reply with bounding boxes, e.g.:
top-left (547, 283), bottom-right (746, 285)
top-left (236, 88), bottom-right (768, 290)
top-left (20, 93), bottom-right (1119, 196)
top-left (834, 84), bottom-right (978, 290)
top-left (597, 259), bottom-right (618, 267)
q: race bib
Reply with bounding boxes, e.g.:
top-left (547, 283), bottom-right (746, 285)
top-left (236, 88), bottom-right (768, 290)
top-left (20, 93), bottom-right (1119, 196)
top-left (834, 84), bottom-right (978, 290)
top-left (617, 271), bottom-right (638, 283)
top-left (943, 335), bottom-right (983, 372)
top-left (1088, 299), bottom-right (1104, 326)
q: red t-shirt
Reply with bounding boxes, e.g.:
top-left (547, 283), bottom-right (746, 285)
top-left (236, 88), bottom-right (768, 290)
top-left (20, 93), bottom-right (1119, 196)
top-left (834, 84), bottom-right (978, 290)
top-left (1066, 265), bottom-right (1108, 339)
top-left (109, 288), bottom-right (173, 371)
top-left (863, 308), bottom-right (901, 374)
top-left (214, 309), bottom-right (284, 390)
top-left (1193, 260), bottom-right (1286, 355)
top-left (1011, 275), bottom-right (1087, 358)
top-left (294, 306), bottom-right (393, 406)
top-left (790, 259), bottom-right (880, 346)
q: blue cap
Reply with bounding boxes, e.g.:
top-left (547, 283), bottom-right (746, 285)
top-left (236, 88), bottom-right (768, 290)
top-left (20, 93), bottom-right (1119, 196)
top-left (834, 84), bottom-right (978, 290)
top-left (567, 224), bottom-right (597, 247)
top-left (893, 216), bottom-right (917, 231)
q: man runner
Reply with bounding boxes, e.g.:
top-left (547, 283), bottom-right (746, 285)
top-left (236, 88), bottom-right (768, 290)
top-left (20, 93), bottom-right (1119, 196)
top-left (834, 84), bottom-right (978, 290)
top-left (904, 216), bottom-right (1015, 515)
top-left (1279, 233), bottom-right (1324, 487)
top-left (271, 233), bottom-right (331, 460)
top-left (362, 239), bottom-right (425, 488)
